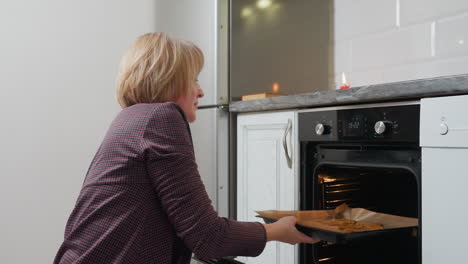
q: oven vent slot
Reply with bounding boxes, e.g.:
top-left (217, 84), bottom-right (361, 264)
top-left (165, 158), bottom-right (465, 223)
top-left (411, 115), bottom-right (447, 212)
top-left (362, 145), bottom-right (419, 151)
top-left (318, 145), bottom-right (362, 151)
top-left (317, 144), bottom-right (419, 152)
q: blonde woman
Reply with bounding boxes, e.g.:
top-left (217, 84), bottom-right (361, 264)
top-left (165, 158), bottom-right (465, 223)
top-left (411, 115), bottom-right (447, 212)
top-left (54, 32), bottom-right (318, 264)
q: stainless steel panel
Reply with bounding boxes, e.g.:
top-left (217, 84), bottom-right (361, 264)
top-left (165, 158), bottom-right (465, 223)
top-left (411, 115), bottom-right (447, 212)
top-left (190, 108), bottom-right (229, 217)
top-left (230, 0), bottom-right (332, 99)
top-left (155, 0), bottom-right (229, 106)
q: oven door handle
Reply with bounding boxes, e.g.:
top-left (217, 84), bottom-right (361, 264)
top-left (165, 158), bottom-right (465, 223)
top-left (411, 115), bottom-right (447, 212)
top-left (283, 119), bottom-right (293, 169)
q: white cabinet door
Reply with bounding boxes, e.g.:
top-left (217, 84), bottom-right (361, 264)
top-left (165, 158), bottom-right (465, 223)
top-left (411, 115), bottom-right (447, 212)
top-left (237, 111), bottom-right (298, 264)
top-left (421, 94), bottom-right (468, 264)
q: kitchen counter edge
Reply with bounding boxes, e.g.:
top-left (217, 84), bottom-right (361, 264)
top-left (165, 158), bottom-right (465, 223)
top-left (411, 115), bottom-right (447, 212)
top-left (229, 74), bottom-right (468, 113)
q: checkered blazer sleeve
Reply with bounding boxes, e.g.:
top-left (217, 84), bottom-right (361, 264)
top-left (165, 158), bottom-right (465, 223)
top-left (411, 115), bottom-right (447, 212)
top-left (141, 103), bottom-right (266, 260)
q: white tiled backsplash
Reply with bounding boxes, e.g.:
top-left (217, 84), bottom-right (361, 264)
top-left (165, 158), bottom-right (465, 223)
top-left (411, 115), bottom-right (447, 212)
top-left (333, 0), bottom-right (468, 88)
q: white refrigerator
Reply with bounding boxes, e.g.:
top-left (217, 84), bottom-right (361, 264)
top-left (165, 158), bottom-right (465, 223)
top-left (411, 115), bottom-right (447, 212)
top-left (155, 0), bottom-right (231, 217)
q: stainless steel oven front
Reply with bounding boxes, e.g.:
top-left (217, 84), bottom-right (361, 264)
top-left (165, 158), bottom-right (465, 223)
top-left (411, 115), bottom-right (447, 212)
top-left (298, 101), bottom-right (421, 264)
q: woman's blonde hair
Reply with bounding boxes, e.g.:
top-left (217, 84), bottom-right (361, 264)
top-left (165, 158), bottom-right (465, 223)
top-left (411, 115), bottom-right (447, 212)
top-left (116, 32), bottom-right (204, 108)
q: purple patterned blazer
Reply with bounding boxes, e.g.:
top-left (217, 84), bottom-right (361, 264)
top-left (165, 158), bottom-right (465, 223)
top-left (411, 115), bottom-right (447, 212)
top-left (54, 103), bottom-right (266, 264)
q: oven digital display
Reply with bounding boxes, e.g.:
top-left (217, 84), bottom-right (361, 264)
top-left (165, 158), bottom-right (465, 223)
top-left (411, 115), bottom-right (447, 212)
top-left (343, 114), bottom-right (365, 137)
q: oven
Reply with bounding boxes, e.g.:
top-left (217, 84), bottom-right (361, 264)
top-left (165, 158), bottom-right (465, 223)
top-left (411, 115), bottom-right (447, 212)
top-left (298, 102), bottom-right (421, 264)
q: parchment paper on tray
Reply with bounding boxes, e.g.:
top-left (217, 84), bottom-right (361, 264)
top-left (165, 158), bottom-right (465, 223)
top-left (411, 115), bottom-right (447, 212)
top-left (256, 204), bottom-right (419, 244)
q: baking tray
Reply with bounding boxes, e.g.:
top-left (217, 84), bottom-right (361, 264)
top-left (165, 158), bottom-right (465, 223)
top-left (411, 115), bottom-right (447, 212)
top-left (257, 216), bottom-right (417, 244)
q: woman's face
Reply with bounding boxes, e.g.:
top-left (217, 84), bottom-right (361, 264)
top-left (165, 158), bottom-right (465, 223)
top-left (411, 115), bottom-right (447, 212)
top-left (175, 80), bottom-right (204, 122)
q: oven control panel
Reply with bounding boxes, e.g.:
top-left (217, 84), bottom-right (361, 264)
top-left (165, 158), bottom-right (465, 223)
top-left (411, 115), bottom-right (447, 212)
top-left (298, 104), bottom-right (420, 142)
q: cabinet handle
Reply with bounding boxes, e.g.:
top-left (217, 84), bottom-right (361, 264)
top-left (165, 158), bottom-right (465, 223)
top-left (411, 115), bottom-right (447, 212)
top-left (283, 119), bottom-right (292, 169)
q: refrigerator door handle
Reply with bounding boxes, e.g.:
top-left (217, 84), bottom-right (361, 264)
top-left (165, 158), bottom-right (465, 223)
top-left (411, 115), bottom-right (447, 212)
top-left (197, 104), bottom-right (229, 110)
top-left (283, 119), bottom-right (293, 169)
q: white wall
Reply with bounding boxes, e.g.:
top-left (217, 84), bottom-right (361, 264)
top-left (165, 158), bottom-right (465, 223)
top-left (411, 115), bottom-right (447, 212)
top-left (0, 1), bottom-right (155, 263)
top-left (333, 0), bottom-right (468, 88)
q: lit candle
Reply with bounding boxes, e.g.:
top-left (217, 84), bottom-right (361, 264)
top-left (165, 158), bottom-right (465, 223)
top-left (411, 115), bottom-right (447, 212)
top-left (340, 72), bottom-right (350, 89)
top-left (272, 82), bottom-right (280, 93)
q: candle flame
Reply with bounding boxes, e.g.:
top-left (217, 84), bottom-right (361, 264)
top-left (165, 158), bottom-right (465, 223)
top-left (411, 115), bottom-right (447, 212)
top-left (339, 72), bottom-right (351, 89)
top-left (341, 72), bottom-right (348, 85)
top-left (272, 82), bottom-right (280, 93)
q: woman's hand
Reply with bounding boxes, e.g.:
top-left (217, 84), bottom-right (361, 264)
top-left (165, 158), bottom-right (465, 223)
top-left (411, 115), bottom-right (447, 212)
top-left (263, 216), bottom-right (320, 245)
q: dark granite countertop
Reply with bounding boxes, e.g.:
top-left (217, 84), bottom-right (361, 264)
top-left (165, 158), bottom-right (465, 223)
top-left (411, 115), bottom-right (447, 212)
top-left (229, 74), bottom-right (468, 113)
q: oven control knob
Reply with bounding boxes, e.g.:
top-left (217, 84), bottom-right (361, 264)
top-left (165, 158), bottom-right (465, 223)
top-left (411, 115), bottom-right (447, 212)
top-left (440, 123), bottom-right (449, 135)
top-left (315, 123), bottom-right (330, 135)
top-left (374, 121), bottom-right (390, 135)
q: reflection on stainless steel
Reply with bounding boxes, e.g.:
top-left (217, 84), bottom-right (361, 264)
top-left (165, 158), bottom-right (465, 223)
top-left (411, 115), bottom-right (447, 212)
top-left (241, 7), bottom-right (253, 17)
top-left (319, 257), bottom-right (336, 262)
top-left (326, 182), bottom-right (361, 188)
top-left (231, 0), bottom-right (331, 100)
top-left (326, 188), bottom-right (361, 194)
top-left (325, 198), bottom-right (353, 204)
top-left (256, 0), bottom-right (272, 9)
